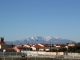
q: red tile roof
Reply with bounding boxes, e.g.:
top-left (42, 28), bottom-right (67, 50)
top-left (33, 45), bottom-right (43, 48)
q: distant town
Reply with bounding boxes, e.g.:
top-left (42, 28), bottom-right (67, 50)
top-left (0, 37), bottom-right (80, 53)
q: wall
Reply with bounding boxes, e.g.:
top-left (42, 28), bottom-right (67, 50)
top-left (0, 44), bottom-right (12, 49)
top-left (21, 51), bottom-right (64, 56)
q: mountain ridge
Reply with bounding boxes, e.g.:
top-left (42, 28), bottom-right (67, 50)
top-left (5, 36), bottom-right (74, 44)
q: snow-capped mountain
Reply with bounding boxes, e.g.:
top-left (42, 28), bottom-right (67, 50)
top-left (5, 36), bottom-right (74, 44)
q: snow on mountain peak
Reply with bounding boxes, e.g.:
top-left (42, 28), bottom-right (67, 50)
top-left (53, 36), bottom-right (59, 39)
top-left (31, 37), bottom-right (36, 40)
top-left (44, 36), bottom-right (59, 41)
top-left (30, 37), bottom-right (40, 40)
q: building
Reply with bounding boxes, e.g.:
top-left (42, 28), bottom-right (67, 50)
top-left (68, 43), bottom-right (75, 47)
top-left (0, 37), bottom-right (5, 44)
top-left (0, 37), bottom-right (14, 52)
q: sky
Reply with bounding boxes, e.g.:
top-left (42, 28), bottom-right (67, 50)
top-left (0, 0), bottom-right (80, 42)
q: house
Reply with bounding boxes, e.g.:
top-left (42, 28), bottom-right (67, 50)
top-left (31, 44), bottom-right (43, 51)
top-left (0, 37), bottom-right (14, 52)
top-left (68, 43), bottom-right (75, 47)
top-left (23, 44), bottom-right (32, 48)
top-left (0, 44), bottom-right (13, 49)
top-left (56, 44), bottom-right (65, 47)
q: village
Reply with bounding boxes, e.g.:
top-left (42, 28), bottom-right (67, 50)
top-left (0, 37), bottom-right (80, 60)
top-left (0, 37), bottom-right (80, 53)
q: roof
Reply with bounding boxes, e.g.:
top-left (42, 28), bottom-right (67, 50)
top-left (33, 45), bottom-right (43, 48)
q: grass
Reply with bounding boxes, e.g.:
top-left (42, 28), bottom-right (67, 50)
top-left (0, 57), bottom-right (80, 60)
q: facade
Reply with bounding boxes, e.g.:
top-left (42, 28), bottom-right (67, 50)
top-left (0, 44), bottom-right (13, 49)
top-left (68, 43), bottom-right (75, 46)
top-left (0, 37), bottom-right (14, 52)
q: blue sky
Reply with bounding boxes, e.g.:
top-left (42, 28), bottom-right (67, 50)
top-left (0, 0), bottom-right (80, 42)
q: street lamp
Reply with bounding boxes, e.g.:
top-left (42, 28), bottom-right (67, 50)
top-left (35, 39), bottom-right (38, 60)
top-left (36, 39), bottom-right (38, 55)
top-left (50, 40), bottom-right (52, 52)
top-left (66, 46), bottom-right (68, 55)
top-left (56, 48), bottom-right (59, 58)
top-left (50, 40), bottom-right (51, 52)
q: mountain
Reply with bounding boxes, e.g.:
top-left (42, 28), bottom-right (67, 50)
top-left (5, 36), bottom-right (74, 44)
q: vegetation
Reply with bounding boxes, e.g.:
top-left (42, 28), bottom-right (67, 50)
top-left (68, 43), bottom-right (80, 53)
top-left (47, 43), bottom-right (80, 53)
